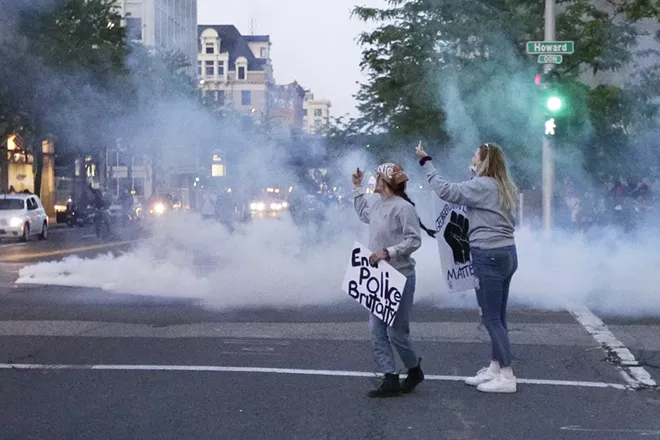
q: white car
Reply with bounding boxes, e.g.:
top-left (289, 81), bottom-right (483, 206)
top-left (0, 194), bottom-right (49, 241)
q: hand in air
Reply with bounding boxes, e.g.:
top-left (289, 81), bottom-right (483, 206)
top-left (415, 141), bottom-right (428, 159)
top-left (352, 168), bottom-right (364, 187)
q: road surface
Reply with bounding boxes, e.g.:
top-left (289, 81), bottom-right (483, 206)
top-left (0, 228), bottom-right (659, 439)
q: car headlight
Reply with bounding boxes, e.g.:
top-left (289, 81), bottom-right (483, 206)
top-left (282, 202), bottom-right (289, 209)
top-left (9, 217), bottom-right (23, 228)
top-left (152, 203), bottom-right (166, 214)
top-left (270, 203), bottom-right (282, 211)
top-left (250, 202), bottom-right (266, 211)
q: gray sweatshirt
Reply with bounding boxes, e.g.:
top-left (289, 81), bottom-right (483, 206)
top-left (422, 161), bottom-right (515, 249)
top-left (353, 187), bottom-right (422, 276)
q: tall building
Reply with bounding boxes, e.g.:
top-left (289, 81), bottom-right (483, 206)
top-left (115, 0), bottom-right (198, 76)
top-left (302, 91), bottom-right (331, 134)
top-left (197, 25), bottom-right (274, 119)
top-left (271, 82), bottom-right (306, 133)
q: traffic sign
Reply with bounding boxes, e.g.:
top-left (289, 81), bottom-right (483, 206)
top-left (538, 54), bottom-right (563, 64)
top-left (545, 118), bottom-right (556, 136)
top-left (526, 41), bottom-right (574, 55)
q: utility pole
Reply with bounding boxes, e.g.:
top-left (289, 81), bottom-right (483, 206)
top-left (542, 0), bottom-right (556, 234)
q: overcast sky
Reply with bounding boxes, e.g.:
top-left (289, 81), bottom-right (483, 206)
top-left (198, 0), bottom-right (387, 119)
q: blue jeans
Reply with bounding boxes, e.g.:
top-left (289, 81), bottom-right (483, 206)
top-left (369, 275), bottom-right (419, 374)
top-left (471, 246), bottom-right (518, 368)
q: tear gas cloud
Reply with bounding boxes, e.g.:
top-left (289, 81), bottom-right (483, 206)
top-left (8, 1), bottom-right (660, 318)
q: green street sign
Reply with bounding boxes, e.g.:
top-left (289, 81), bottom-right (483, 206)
top-left (538, 54), bottom-right (563, 64)
top-left (526, 41), bottom-right (574, 55)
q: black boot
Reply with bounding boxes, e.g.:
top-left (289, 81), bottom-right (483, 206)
top-left (401, 358), bottom-right (424, 394)
top-left (368, 373), bottom-right (401, 398)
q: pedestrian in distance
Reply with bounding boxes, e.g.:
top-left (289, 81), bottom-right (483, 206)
top-left (352, 163), bottom-right (436, 398)
top-left (416, 141), bottom-right (520, 393)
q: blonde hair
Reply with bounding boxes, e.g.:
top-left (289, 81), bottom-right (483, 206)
top-left (475, 143), bottom-right (519, 212)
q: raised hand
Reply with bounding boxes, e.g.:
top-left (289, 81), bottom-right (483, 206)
top-left (415, 141), bottom-right (428, 159)
top-left (352, 167), bottom-right (364, 187)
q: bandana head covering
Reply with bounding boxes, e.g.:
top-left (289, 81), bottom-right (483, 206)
top-left (375, 163), bottom-right (409, 186)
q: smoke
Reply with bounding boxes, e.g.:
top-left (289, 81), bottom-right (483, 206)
top-left (14, 209), bottom-right (660, 317)
top-left (6, 0), bottom-right (660, 320)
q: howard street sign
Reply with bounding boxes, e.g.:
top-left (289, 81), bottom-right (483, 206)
top-left (526, 41), bottom-right (574, 55)
top-left (538, 54), bottom-right (563, 64)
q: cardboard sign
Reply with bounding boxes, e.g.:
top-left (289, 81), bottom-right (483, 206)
top-left (434, 198), bottom-right (477, 292)
top-left (341, 242), bottom-right (407, 326)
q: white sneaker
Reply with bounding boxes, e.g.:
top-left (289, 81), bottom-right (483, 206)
top-left (477, 374), bottom-right (517, 393)
top-left (464, 367), bottom-right (497, 386)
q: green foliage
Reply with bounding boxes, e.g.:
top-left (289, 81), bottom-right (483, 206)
top-left (343, 0), bottom-right (660, 181)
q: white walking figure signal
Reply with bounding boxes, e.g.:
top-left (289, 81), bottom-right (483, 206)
top-left (545, 118), bottom-right (556, 136)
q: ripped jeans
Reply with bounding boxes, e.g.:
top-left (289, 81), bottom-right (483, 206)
top-left (369, 275), bottom-right (420, 374)
top-left (471, 246), bottom-right (518, 368)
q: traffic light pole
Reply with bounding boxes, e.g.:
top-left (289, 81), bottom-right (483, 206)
top-left (542, 0), bottom-right (556, 234)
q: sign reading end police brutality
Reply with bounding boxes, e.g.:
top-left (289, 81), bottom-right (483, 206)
top-left (434, 198), bottom-right (477, 292)
top-left (342, 242), bottom-right (407, 326)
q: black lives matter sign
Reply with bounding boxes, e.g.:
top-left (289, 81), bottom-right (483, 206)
top-left (341, 242), bottom-right (407, 326)
top-left (434, 199), bottom-right (477, 292)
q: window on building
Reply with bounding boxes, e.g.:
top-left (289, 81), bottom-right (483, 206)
top-left (218, 90), bottom-right (225, 105)
top-left (197, 61), bottom-right (202, 76)
top-left (218, 62), bottom-right (225, 76)
top-left (314, 109), bottom-right (323, 117)
top-left (315, 119), bottom-right (322, 128)
top-left (205, 60), bottom-right (214, 76)
top-left (126, 17), bottom-right (143, 41)
top-left (260, 47), bottom-right (268, 58)
top-left (212, 164), bottom-right (226, 177)
top-left (241, 90), bottom-right (251, 106)
top-left (238, 66), bottom-right (246, 80)
top-left (205, 42), bottom-right (214, 54)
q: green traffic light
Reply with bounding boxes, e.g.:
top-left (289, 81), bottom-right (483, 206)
top-left (547, 96), bottom-right (562, 113)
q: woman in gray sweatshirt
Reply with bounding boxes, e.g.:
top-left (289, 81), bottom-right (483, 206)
top-left (416, 142), bottom-right (520, 394)
top-left (352, 163), bottom-right (436, 398)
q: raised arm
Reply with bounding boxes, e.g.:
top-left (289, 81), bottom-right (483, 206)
top-left (421, 160), bottom-right (489, 207)
top-left (352, 168), bottom-right (370, 223)
top-left (353, 187), bottom-right (371, 224)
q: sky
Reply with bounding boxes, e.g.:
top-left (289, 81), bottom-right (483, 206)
top-left (198, 0), bottom-right (388, 119)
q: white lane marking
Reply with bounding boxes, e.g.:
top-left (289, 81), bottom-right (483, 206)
top-left (569, 306), bottom-right (656, 389)
top-left (0, 242), bottom-right (26, 249)
top-left (561, 425), bottom-right (660, 435)
top-left (0, 363), bottom-right (628, 389)
top-left (81, 234), bottom-right (97, 238)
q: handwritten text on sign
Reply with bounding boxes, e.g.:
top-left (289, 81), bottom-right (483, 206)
top-left (341, 242), bottom-right (407, 326)
top-left (434, 198), bottom-right (477, 292)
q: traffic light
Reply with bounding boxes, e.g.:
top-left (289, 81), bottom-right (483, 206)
top-left (545, 91), bottom-right (563, 114)
top-left (536, 69), bottom-right (565, 117)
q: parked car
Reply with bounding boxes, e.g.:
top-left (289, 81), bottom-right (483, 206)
top-left (0, 193), bottom-right (49, 241)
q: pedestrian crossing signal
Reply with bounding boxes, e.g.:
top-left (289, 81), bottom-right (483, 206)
top-left (545, 118), bottom-right (556, 136)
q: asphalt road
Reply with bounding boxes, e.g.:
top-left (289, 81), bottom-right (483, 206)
top-left (0, 229), bottom-right (659, 439)
top-left (0, 223), bottom-right (133, 265)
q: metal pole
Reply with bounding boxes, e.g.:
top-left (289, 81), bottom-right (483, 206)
top-left (542, 0), bottom-right (556, 234)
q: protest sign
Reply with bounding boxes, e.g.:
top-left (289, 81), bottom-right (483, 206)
top-left (433, 198), bottom-right (477, 292)
top-left (341, 242), bottom-right (407, 326)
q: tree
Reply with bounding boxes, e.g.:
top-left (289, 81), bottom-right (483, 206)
top-left (348, 0), bottom-right (660, 182)
top-left (0, 0), bottom-right (129, 193)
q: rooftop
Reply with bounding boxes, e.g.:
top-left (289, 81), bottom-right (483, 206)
top-left (198, 25), bottom-right (269, 71)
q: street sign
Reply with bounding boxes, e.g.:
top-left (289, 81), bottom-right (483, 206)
top-left (526, 41), bottom-right (574, 55)
top-left (538, 54), bottom-right (563, 64)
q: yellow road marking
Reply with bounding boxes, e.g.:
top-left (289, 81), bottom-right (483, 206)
top-left (0, 241), bottom-right (133, 262)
